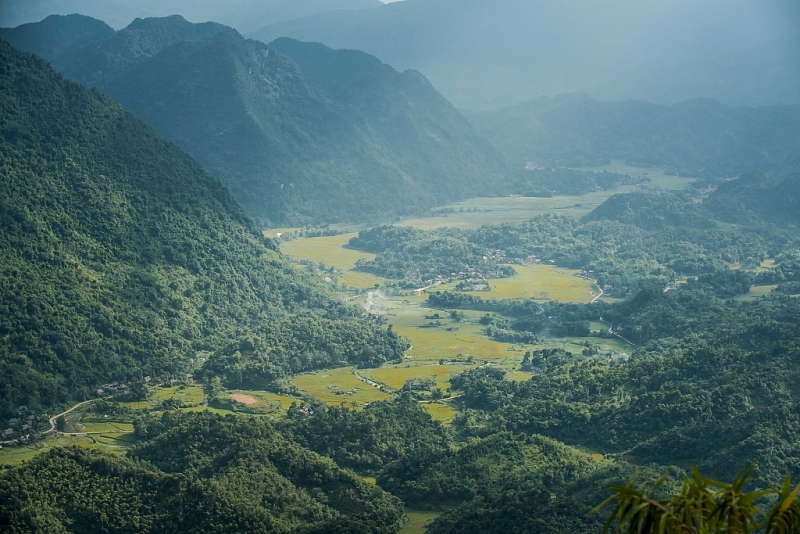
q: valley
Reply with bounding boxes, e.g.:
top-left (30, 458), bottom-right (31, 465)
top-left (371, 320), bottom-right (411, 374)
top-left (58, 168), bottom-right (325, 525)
top-left (1, 168), bottom-right (683, 466)
top-left (1, 8), bottom-right (799, 531)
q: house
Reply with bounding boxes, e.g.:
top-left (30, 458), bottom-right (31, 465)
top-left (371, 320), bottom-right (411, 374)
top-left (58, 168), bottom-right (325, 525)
top-left (2, 429), bottom-right (12, 438)
top-left (8, 418), bottom-right (19, 425)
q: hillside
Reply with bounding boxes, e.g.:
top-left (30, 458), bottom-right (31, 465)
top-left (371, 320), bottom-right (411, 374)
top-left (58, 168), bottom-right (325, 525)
top-left (0, 0), bottom-right (382, 33)
top-left (704, 170), bottom-right (800, 226)
top-left (466, 94), bottom-right (800, 176)
top-left (251, 0), bottom-right (800, 110)
top-left (0, 412), bottom-right (405, 533)
top-left (0, 39), bottom-right (405, 417)
top-left (3, 15), bottom-right (510, 226)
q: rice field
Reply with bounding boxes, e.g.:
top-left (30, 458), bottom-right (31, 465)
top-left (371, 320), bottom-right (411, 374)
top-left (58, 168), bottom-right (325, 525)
top-left (292, 367), bottom-right (392, 406)
top-left (78, 421), bottom-right (134, 433)
top-left (398, 161), bottom-right (695, 231)
top-left (486, 264), bottom-right (596, 302)
top-left (281, 233), bottom-right (384, 289)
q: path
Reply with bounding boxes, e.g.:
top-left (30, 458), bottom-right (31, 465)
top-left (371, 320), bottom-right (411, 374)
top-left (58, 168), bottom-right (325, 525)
top-left (591, 286), bottom-right (604, 304)
top-left (414, 281), bottom-right (443, 294)
top-left (353, 369), bottom-right (386, 391)
top-left (44, 399), bottom-right (97, 435)
top-left (597, 318), bottom-right (636, 347)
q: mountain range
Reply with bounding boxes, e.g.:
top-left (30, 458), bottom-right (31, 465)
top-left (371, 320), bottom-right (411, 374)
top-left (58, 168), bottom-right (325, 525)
top-left (251, 0), bottom-right (800, 110)
top-left (0, 0), bottom-right (382, 32)
top-left (1, 14), bottom-right (510, 227)
top-left (465, 93), bottom-right (800, 177)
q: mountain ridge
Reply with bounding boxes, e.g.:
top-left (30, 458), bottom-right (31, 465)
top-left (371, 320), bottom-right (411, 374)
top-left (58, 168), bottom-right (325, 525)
top-left (2, 15), bottom-right (511, 227)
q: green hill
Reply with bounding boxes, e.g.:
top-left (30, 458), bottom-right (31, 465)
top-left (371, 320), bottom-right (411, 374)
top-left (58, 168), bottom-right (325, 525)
top-left (704, 170), bottom-right (800, 226)
top-left (467, 94), bottom-right (800, 177)
top-left (3, 15), bottom-right (510, 226)
top-left (0, 39), bottom-right (405, 417)
top-left (0, 412), bottom-right (405, 533)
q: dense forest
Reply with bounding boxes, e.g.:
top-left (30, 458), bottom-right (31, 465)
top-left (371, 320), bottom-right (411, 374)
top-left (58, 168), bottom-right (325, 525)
top-left (442, 291), bottom-right (800, 488)
top-left (1, 14), bottom-right (511, 226)
top-left (0, 40), bottom-right (405, 417)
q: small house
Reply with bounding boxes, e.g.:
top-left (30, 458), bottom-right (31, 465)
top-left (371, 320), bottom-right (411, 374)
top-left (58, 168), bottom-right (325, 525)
top-left (2, 429), bottom-right (12, 438)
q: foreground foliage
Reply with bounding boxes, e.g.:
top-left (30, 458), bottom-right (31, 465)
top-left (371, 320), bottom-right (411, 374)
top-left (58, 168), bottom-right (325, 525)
top-left (596, 466), bottom-right (800, 534)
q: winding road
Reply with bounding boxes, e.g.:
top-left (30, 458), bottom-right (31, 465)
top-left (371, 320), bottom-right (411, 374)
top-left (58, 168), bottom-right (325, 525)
top-left (42, 397), bottom-right (133, 437)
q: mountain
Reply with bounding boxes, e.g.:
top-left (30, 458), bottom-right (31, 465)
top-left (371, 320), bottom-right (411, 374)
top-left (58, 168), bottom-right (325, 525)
top-left (704, 170), bottom-right (800, 226)
top-left (251, 0), bottom-right (800, 110)
top-left (466, 94), bottom-right (800, 176)
top-left (0, 14), bottom-right (114, 70)
top-left (2, 15), bottom-right (510, 226)
top-left (0, 0), bottom-right (382, 33)
top-left (0, 39), bottom-right (406, 417)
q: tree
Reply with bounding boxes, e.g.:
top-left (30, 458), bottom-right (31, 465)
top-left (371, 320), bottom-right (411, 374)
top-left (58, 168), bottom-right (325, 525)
top-left (204, 376), bottom-right (224, 403)
top-left (594, 465), bottom-right (800, 534)
top-left (55, 416), bottom-right (66, 432)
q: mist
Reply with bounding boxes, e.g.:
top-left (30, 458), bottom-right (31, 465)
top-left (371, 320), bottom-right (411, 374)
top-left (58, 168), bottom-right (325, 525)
top-left (2, 0), bottom-right (797, 109)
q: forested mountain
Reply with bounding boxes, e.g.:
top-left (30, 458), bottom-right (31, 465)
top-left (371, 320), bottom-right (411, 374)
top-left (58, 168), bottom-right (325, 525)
top-left (251, 0), bottom-right (800, 110)
top-left (466, 94), bottom-right (800, 176)
top-left (0, 0), bottom-right (382, 33)
top-left (0, 412), bottom-right (405, 533)
top-left (705, 170), bottom-right (800, 226)
top-left (2, 15), bottom-right (510, 226)
top-left (0, 14), bottom-right (114, 70)
top-left (0, 40), bottom-right (405, 417)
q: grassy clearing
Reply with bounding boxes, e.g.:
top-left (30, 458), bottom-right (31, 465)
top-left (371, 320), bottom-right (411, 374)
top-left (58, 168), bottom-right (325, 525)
top-left (0, 435), bottom-right (128, 467)
top-left (736, 285), bottom-right (777, 302)
top-left (281, 233), bottom-right (384, 289)
top-left (225, 390), bottom-right (297, 416)
top-left (400, 509), bottom-right (441, 534)
top-left (423, 402), bottom-right (459, 424)
top-left (292, 367), bottom-right (392, 406)
top-left (487, 264), bottom-right (596, 302)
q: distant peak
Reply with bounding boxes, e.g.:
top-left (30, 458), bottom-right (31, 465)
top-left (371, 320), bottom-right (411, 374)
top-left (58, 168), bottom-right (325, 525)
top-left (125, 14), bottom-right (192, 31)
